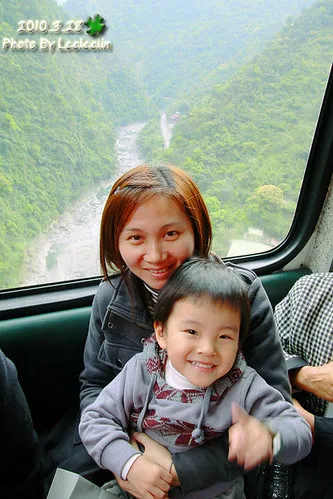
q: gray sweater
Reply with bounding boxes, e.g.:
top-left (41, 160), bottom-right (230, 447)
top-left (79, 262), bottom-right (293, 493)
top-left (80, 336), bottom-right (311, 498)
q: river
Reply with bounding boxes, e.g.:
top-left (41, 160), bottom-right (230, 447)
top-left (21, 122), bottom-right (146, 286)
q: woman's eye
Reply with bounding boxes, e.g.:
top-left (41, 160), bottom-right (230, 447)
top-left (129, 235), bottom-right (141, 241)
top-left (165, 230), bottom-right (178, 238)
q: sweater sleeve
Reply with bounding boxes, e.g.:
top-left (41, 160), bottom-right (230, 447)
top-left (243, 370), bottom-right (312, 465)
top-left (79, 356), bottom-right (142, 477)
top-left (173, 269), bottom-right (291, 493)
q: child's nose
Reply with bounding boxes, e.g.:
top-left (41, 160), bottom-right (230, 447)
top-left (197, 339), bottom-right (216, 356)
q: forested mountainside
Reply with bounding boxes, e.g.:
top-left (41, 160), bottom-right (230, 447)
top-left (64, 0), bottom-right (315, 104)
top-left (139, 0), bottom-right (333, 254)
top-left (0, 0), bottom-right (153, 288)
top-left (0, 0), bottom-right (330, 289)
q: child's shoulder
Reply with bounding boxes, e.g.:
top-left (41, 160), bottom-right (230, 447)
top-left (240, 365), bottom-right (286, 403)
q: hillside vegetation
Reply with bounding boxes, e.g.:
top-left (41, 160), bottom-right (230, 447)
top-left (65, 0), bottom-right (315, 104)
top-left (0, 0), bottom-right (153, 288)
top-left (1, 0), bottom-right (331, 288)
top-left (139, 0), bottom-right (333, 253)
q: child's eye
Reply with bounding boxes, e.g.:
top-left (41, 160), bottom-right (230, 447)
top-left (219, 334), bottom-right (231, 340)
top-left (186, 329), bottom-right (197, 335)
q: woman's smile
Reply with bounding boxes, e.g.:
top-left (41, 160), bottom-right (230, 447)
top-left (119, 196), bottom-right (195, 289)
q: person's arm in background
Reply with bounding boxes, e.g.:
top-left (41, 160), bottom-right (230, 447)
top-left (0, 350), bottom-right (44, 498)
top-left (274, 275), bottom-right (333, 447)
top-left (275, 273), bottom-right (333, 404)
top-left (290, 362), bottom-right (333, 402)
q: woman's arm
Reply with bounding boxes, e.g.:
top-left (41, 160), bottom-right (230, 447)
top-left (293, 397), bottom-right (333, 449)
top-left (79, 280), bottom-right (115, 412)
top-left (241, 272), bottom-right (291, 402)
top-left (136, 431), bottom-right (242, 493)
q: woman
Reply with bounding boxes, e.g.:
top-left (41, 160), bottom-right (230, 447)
top-left (77, 163), bottom-right (291, 498)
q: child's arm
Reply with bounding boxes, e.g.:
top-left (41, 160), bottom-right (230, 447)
top-left (79, 360), bottom-right (143, 476)
top-left (79, 356), bottom-right (172, 496)
top-left (233, 369), bottom-right (312, 466)
top-left (116, 456), bottom-right (171, 499)
top-left (228, 402), bottom-right (274, 469)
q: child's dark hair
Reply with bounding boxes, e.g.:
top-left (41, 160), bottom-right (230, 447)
top-left (154, 257), bottom-right (250, 345)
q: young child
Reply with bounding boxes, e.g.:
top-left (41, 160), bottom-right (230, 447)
top-left (79, 257), bottom-right (311, 499)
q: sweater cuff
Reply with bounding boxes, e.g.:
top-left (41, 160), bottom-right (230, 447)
top-left (121, 453), bottom-right (142, 480)
top-left (101, 439), bottom-right (142, 477)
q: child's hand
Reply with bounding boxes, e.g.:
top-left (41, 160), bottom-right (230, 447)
top-left (228, 402), bottom-right (274, 470)
top-left (116, 455), bottom-right (172, 499)
top-left (133, 432), bottom-right (180, 487)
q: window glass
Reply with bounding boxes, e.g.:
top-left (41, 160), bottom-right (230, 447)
top-left (0, 0), bottom-right (332, 290)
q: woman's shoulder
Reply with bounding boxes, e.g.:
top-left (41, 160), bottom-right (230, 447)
top-left (210, 252), bottom-right (258, 285)
top-left (93, 273), bottom-right (124, 309)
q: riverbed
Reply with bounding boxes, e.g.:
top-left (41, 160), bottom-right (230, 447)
top-left (21, 122), bottom-right (146, 286)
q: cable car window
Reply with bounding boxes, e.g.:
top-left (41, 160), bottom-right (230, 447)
top-left (0, 0), bottom-right (332, 290)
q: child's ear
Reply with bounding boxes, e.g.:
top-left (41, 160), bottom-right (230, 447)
top-left (154, 321), bottom-right (167, 349)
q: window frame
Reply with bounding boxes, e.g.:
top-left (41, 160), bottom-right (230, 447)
top-left (1, 65), bottom-right (332, 319)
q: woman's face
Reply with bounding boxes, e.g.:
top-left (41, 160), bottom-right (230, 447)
top-left (118, 196), bottom-right (195, 290)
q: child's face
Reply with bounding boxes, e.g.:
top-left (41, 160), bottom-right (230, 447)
top-left (118, 195), bottom-right (195, 290)
top-left (155, 297), bottom-right (240, 388)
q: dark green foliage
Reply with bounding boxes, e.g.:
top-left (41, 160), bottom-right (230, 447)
top-left (1, 0), bottom-right (331, 289)
top-left (142, 0), bottom-right (333, 254)
top-left (0, 0), bottom-right (153, 289)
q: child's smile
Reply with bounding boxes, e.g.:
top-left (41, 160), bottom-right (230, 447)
top-left (155, 297), bottom-right (241, 388)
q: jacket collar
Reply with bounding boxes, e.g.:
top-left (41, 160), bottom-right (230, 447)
top-left (107, 270), bottom-right (153, 328)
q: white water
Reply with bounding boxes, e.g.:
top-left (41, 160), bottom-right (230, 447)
top-left (21, 122), bottom-right (146, 286)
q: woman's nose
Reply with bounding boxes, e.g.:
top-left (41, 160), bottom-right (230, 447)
top-left (144, 241), bottom-right (165, 263)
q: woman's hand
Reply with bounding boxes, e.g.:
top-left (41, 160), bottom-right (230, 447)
top-left (115, 455), bottom-right (172, 499)
top-left (291, 363), bottom-right (333, 402)
top-left (292, 397), bottom-right (315, 438)
top-left (228, 402), bottom-right (273, 470)
top-left (133, 432), bottom-right (180, 487)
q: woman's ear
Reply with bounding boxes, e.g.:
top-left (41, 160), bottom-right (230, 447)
top-left (154, 321), bottom-right (167, 349)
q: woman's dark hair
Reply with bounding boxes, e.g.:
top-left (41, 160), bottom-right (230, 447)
top-left (100, 163), bottom-right (212, 279)
top-left (154, 257), bottom-right (250, 345)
